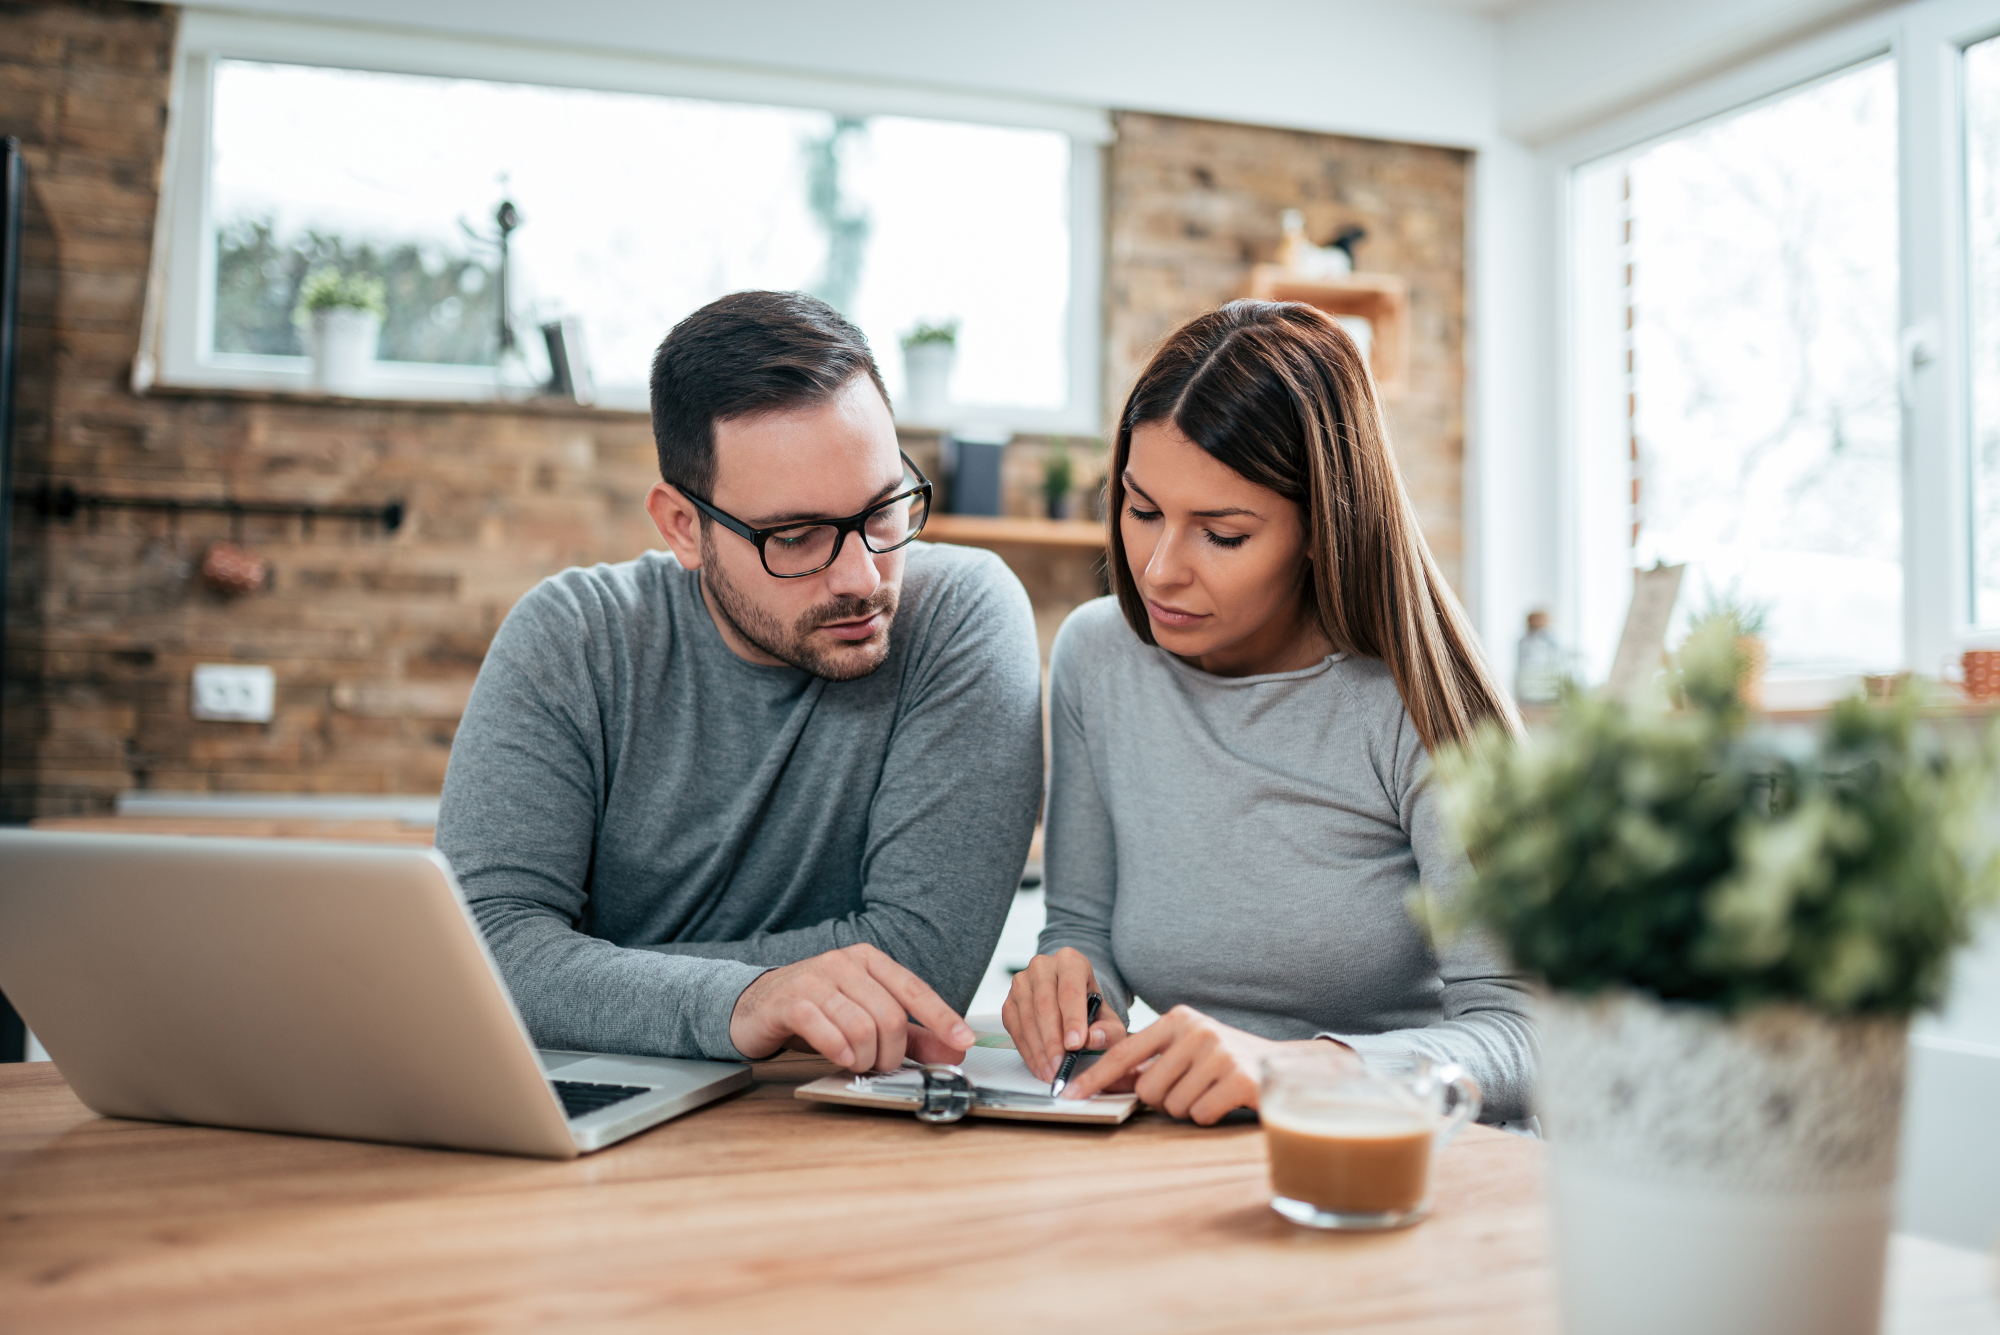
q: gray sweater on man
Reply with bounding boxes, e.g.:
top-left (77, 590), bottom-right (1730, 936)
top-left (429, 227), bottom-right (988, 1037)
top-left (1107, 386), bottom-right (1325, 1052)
top-left (437, 544), bottom-right (1043, 1062)
top-left (1039, 598), bottom-right (1536, 1122)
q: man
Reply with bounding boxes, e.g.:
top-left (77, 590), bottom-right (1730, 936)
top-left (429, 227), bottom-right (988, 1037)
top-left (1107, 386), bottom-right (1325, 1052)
top-left (437, 291), bottom-right (1043, 1073)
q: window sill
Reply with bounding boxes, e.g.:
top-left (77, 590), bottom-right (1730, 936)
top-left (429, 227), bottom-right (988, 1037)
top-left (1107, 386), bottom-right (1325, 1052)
top-left (138, 380), bottom-right (651, 421)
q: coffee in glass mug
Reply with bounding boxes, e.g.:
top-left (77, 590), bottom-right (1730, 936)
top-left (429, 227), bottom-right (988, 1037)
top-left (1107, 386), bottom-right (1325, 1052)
top-left (1260, 1048), bottom-right (1480, 1230)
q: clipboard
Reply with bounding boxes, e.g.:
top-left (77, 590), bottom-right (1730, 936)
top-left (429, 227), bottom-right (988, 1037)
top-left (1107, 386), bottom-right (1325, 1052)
top-left (795, 1045), bottom-right (1138, 1125)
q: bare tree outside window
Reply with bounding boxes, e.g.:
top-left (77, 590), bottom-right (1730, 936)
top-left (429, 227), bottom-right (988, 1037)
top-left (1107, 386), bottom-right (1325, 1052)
top-left (1627, 61), bottom-right (1900, 675)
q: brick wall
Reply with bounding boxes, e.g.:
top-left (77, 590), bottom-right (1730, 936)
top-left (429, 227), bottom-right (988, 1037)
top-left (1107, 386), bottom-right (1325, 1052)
top-left (1, 1), bottom-right (678, 816)
top-left (1105, 111), bottom-right (1469, 589)
top-left (0, 5), bottom-right (1470, 817)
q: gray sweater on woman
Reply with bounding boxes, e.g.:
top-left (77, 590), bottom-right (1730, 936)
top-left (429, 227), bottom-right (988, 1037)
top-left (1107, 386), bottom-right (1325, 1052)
top-left (1038, 598), bottom-right (1536, 1122)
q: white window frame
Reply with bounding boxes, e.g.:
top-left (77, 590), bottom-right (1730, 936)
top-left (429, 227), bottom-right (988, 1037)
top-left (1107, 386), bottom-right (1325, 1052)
top-left (137, 10), bottom-right (1112, 430)
top-left (1545, 0), bottom-right (2000, 686)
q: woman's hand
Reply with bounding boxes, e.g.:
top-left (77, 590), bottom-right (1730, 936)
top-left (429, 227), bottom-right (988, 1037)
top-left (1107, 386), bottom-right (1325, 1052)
top-left (1061, 1004), bottom-right (1309, 1125)
top-left (1001, 947), bottom-right (1130, 1082)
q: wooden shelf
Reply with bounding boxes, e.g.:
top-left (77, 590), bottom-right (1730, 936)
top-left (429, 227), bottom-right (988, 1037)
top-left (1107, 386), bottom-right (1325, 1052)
top-left (1246, 265), bottom-right (1410, 397)
top-left (924, 514), bottom-right (1105, 552)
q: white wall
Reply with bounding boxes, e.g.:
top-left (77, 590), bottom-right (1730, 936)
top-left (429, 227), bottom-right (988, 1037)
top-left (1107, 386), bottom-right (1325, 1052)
top-left (196, 0), bottom-right (1502, 149)
top-left (1498, 0), bottom-right (1899, 143)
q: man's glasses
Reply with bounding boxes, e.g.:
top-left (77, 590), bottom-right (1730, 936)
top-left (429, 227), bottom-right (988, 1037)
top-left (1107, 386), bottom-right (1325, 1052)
top-left (682, 451), bottom-right (933, 579)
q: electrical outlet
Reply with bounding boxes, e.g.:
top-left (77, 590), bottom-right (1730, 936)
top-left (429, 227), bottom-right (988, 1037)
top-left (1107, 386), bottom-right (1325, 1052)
top-left (191, 664), bottom-right (275, 723)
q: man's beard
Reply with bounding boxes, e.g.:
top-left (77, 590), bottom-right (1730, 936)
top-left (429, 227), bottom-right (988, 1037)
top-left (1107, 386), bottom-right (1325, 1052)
top-left (699, 532), bottom-right (899, 682)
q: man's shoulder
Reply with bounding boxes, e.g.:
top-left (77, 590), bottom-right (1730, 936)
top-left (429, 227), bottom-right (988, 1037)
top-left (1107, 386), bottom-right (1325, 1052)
top-left (510, 550), bottom-right (690, 631)
top-left (901, 539), bottom-right (1024, 608)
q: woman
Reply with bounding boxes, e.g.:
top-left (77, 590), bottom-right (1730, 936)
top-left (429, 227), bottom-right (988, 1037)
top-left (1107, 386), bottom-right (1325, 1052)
top-left (1002, 300), bottom-right (1532, 1126)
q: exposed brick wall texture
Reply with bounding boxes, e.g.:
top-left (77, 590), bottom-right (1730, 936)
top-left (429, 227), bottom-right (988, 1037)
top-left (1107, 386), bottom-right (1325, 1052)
top-left (1104, 111), bottom-right (1469, 590)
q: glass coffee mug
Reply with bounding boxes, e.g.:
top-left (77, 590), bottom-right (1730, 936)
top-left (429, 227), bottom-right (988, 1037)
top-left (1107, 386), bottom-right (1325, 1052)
top-left (1260, 1048), bottom-right (1481, 1230)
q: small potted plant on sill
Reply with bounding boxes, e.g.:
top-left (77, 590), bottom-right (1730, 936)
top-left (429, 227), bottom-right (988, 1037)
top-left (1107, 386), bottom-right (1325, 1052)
top-left (296, 268), bottom-right (387, 396)
top-left (899, 319), bottom-right (958, 424)
top-left (1687, 587), bottom-right (1770, 707)
top-left (1042, 437), bottom-right (1074, 521)
top-left (1437, 621), bottom-right (2000, 1335)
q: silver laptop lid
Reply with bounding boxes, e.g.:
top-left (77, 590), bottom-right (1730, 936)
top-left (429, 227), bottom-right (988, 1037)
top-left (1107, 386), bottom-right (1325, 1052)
top-left (0, 830), bottom-right (579, 1159)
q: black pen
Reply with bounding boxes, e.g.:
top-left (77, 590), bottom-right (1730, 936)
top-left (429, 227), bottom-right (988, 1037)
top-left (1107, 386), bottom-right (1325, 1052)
top-left (1049, 993), bottom-right (1103, 1098)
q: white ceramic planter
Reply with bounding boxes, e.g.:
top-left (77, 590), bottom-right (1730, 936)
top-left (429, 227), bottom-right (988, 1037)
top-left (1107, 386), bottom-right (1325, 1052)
top-left (901, 342), bottom-right (955, 423)
top-left (1539, 990), bottom-right (1907, 1335)
top-left (307, 307), bottom-right (381, 395)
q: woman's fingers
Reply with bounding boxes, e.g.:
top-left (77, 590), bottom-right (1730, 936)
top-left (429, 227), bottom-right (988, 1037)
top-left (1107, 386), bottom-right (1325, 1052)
top-left (1134, 1027), bottom-right (1209, 1114)
top-left (1186, 1060), bottom-right (1259, 1126)
top-left (1089, 1010), bottom-right (1129, 1051)
top-left (1054, 951), bottom-right (1092, 1053)
top-left (1063, 1016), bottom-right (1177, 1099)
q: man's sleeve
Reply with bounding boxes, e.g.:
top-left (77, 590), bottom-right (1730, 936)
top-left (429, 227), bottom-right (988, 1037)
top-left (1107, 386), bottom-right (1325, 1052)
top-left (644, 550), bottom-right (1045, 1014)
top-left (437, 579), bottom-right (766, 1062)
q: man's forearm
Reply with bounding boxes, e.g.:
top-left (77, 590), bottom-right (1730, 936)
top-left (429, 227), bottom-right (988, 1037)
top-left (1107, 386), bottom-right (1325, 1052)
top-left (641, 900), bottom-right (1002, 1016)
top-left (476, 898), bottom-right (767, 1061)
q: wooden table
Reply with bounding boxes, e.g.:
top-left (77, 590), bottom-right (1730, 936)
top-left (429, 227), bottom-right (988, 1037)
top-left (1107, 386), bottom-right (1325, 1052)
top-left (0, 1056), bottom-right (1554, 1334)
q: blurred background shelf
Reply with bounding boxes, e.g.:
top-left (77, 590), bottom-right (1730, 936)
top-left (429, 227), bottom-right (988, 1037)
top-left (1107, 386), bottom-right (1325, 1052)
top-left (924, 514), bottom-right (1105, 552)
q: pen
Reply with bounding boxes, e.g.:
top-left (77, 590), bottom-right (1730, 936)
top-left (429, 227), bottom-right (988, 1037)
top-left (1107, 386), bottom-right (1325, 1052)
top-left (1049, 992), bottom-right (1102, 1098)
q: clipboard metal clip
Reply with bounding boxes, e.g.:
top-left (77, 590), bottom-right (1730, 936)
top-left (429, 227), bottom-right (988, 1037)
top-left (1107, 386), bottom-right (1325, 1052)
top-left (910, 1063), bottom-right (1065, 1123)
top-left (914, 1064), bottom-right (976, 1123)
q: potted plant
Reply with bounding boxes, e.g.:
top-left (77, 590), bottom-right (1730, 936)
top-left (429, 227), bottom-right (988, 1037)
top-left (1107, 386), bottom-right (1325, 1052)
top-left (1437, 623), bottom-right (2000, 1335)
top-left (1042, 437), bottom-right (1074, 520)
top-left (295, 268), bottom-right (386, 395)
top-left (1687, 587), bottom-right (1770, 707)
top-left (900, 319), bottom-right (958, 423)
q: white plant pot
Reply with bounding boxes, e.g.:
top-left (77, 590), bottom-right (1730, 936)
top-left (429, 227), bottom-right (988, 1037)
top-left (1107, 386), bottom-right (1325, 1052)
top-left (1539, 990), bottom-right (1908, 1335)
top-left (901, 342), bottom-right (955, 423)
top-left (307, 307), bottom-right (381, 395)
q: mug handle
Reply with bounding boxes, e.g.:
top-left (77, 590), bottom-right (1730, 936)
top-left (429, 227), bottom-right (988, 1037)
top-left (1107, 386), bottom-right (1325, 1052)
top-left (1431, 1063), bottom-right (1482, 1144)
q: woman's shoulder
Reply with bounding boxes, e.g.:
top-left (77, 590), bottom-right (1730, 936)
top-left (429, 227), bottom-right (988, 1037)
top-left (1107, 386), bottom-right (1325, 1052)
top-left (1050, 597), bottom-right (1146, 689)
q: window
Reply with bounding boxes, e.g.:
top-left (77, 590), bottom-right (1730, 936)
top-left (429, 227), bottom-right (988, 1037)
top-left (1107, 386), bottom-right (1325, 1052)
top-left (145, 13), bottom-right (1108, 429)
top-left (1968, 34), bottom-right (2000, 623)
top-left (1562, 1), bottom-right (2000, 690)
top-left (1572, 63), bottom-right (1900, 681)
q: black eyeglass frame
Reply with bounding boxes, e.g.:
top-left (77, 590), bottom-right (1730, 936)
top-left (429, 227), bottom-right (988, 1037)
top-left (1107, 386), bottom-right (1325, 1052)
top-left (681, 450), bottom-right (934, 579)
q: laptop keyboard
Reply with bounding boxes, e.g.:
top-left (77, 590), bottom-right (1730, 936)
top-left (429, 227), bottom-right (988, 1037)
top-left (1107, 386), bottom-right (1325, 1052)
top-left (553, 1080), bottom-right (652, 1119)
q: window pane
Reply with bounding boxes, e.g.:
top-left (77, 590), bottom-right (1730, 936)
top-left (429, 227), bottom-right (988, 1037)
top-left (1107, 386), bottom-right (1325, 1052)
top-left (1628, 61), bottom-right (1901, 675)
top-left (1969, 35), bottom-right (2000, 624)
top-left (208, 61), bottom-right (1073, 411)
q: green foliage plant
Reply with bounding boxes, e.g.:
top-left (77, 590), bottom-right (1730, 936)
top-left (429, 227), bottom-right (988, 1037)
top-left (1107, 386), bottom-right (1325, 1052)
top-left (1436, 619), bottom-right (2000, 1016)
top-left (295, 267), bottom-right (387, 323)
top-left (1687, 584), bottom-right (1770, 640)
top-left (1043, 437), bottom-right (1075, 505)
top-left (901, 319), bottom-right (959, 350)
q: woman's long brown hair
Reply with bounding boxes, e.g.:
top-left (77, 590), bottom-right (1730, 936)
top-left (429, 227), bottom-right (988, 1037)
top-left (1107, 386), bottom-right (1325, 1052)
top-left (1106, 300), bottom-right (1520, 753)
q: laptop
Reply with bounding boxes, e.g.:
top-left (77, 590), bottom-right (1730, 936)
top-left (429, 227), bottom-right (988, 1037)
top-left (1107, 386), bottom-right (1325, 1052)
top-left (0, 829), bottom-right (751, 1158)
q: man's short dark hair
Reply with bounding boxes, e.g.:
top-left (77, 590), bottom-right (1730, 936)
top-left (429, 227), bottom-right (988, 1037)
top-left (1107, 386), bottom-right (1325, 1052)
top-left (649, 290), bottom-right (889, 499)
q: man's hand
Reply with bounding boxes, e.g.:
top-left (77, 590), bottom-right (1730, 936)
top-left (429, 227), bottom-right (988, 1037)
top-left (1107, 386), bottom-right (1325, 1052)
top-left (1062, 1004), bottom-right (1318, 1125)
top-left (728, 943), bottom-right (976, 1073)
top-left (1000, 947), bottom-right (1130, 1082)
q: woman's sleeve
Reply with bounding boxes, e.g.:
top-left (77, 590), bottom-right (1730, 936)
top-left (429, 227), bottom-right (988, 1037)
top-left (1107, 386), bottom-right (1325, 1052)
top-left (1034, 616), bottom-right (1135, 1024)
top-left (1321, 732), bottom-right (1540, 1125)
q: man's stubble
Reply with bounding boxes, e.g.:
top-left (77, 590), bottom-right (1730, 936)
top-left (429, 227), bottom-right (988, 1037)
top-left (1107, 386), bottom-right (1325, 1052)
top-left (698, 529), bottom-right (899, 682)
